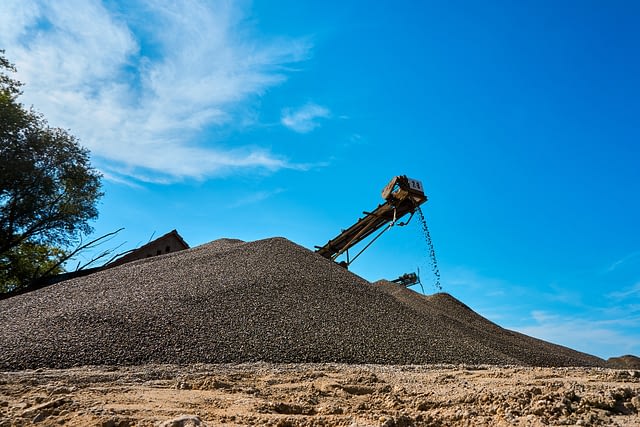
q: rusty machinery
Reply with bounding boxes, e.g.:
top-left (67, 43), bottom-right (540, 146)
top-left (392, 272), bottom-right (419, 287)
top-left (315, 175), bottom-right (427, 268)
top-left (391, 271), bottom-right (426, 293)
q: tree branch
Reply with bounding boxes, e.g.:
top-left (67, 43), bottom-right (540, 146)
top-left (38, 228), bottom-right (125, 278)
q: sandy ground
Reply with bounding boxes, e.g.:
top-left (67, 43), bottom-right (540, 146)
top-left (1, 364), bottom-right (639, 426)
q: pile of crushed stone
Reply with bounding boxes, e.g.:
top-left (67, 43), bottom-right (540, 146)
top-left (375, 281), bottom-right (602, 367)
top-left (0, 237), bottom-right (604, 369)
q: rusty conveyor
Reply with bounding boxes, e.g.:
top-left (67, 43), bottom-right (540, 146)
top-left (315, 175), bottom-right (427, 267)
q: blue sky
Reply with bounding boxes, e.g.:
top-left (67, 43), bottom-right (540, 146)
top-left (1, 0), bottom-right (639, 359)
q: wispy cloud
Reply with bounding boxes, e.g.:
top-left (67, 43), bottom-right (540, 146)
top-left (541, 282), bottom-right (587, 307)
top-left (0, 0), bottom-right (312, 183)
top-left (227, 188), bottom-right (286, 208)
top-left (606, 251), bottom-right (640, 272)
top-left (607, 282), bottom-right (640, 300)
top-left (511, 310), bottom-right (640, 359)
top-left (442, 266), bottom-right (532, 298)
top-left (281, 102), bottom-right (331, 133)
top-left (438, 266), bottom-right (538, 321)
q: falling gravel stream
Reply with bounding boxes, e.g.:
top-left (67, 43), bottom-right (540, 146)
top-left (416, 207), bottom-right (441, 291)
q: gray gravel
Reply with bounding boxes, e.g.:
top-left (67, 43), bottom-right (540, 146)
top-left (0, 237), bottom-right (605, 369)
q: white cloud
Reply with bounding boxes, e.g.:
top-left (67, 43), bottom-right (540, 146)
top-left (510, 310), bottom-right (640, 359)
top-left (0, 0), bottom-right (312, 183)
top-left (281, 102), bottom-right (331, 133)
top-left (442, 266), bottom-right (532, 298)
top-left (608, 282), bottom-right (640, 300)
top-left (606, 251), bottom-right (640, 272)
top-left (227, 188), bottom-right (285, 208)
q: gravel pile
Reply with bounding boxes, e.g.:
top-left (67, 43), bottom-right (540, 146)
top-left (0, 237), bottom-right (605, 369)
top-left (375, 280), bottom-right (604, 367)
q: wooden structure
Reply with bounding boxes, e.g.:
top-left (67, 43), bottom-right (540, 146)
top-left (107, 229), bottom-right (189, 268)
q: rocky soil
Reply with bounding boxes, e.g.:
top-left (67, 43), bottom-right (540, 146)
top-left (1, 363), bottom-right (639, 426)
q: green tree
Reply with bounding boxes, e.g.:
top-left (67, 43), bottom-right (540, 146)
top-left (0, 242), bottom-right (67, 293)
top-left (0, 50), bottom-right (103, 292)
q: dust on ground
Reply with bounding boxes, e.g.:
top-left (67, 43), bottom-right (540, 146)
top-left (1, 363), bottom-right (639, 427)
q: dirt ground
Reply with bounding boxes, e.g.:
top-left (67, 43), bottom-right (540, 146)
top-left (1, 363), bottom-right (639, 426)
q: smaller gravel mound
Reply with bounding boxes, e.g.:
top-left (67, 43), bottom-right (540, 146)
top-left (375, 280), bottom-right (604, 367)
top-left (607, 355), bottom-right (640, 369)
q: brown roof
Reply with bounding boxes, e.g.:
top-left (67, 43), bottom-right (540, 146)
top-left (106, 229), bottom-right (189, 267)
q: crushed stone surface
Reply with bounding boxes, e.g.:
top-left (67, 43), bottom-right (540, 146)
top-left (0, 237), bottom-right (605, 369)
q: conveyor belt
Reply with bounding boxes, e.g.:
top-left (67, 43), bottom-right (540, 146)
top-left (315, 176), bottom-right (427, 264)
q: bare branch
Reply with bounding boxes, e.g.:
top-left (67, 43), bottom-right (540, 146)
top-left (38, 228), bottom-right (124, 278)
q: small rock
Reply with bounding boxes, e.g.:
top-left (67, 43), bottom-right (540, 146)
top-left (32, 413), bottom-right (45, 423)
top-left (159, 415), bottom-right (206, 427)
top-left (175, 381), bottom-right (192, 390)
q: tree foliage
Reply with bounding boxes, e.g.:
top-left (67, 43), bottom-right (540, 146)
top-left (0, 50), bottom-right (103, 292)
top-left (0, 242), bottom-right (67, 293)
